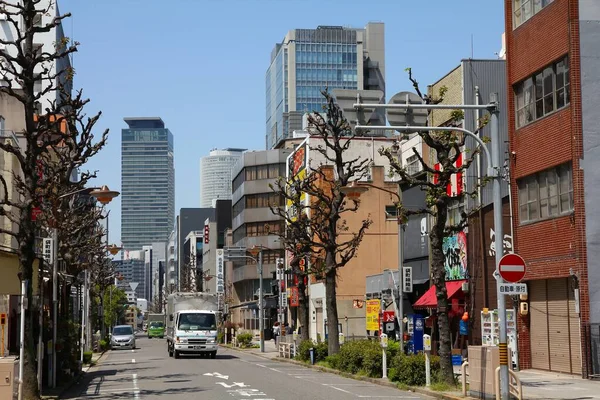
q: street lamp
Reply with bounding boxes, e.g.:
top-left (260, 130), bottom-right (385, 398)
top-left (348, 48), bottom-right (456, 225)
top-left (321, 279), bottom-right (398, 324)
top-left (333, 89), bottom-right (508, 399)
top-left (51, 185), bottom-right (119, 387)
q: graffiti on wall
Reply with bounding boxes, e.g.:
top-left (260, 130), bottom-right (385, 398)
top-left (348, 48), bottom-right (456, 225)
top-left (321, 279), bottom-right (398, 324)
top-left (443, 231), bottom-right (467, 280)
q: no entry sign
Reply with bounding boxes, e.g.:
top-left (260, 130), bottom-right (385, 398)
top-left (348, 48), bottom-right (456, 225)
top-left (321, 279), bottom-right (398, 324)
top-left (498, 253), bottom-right (527, 283)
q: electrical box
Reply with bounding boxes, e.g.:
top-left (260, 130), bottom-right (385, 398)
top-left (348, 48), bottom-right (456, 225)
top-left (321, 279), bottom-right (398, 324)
top-left (0, 356), bottom-right (18, 400)
top-left (423, 334), bottom-right (431, 351)
top-left (520, 302), bottom-right (529, 315)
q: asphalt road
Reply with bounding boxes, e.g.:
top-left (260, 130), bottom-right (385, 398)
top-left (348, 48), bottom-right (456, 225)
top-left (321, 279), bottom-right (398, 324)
top-left (61, 334), bottom-right (430, 399)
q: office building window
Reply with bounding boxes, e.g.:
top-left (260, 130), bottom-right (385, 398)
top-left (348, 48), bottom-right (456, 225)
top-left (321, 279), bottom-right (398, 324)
top-left (518, 163), bottom-right (573, 223)
top-left (513, 0), bottom-right (554, 28)
top-left (514, 55), bottom-right (569, 128)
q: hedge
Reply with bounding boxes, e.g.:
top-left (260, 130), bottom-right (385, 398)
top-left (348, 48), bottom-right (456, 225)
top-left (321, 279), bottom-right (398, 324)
top-left (296, 340), bottom-right (328, 363)
top-left (388, 352), bottom-right (441, 386)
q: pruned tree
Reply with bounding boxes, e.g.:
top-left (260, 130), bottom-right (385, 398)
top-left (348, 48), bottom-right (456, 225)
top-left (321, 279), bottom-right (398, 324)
top-left (379, 69), bottom-right (490, 384)
top-left (0, 1), bottom-right (108, 396)
top-left (271, 90), bottom-right (372, 354)
top-left (180, 254), bottom-right (199, 292)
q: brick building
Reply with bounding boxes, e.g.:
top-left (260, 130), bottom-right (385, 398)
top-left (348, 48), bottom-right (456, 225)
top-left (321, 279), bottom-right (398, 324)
top-left (504, 0), bottom-right (600, 376)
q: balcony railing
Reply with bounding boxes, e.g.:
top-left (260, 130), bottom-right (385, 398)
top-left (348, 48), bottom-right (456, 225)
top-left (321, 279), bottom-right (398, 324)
top-left (405, 161), bottom-right (422, 176)
top-left (0, 129), bottom-right (21, 149)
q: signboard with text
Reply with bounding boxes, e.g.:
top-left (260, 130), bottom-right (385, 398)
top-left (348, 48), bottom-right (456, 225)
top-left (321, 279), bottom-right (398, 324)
top-left (216, 249), bottom-right (224, 293)
top-left (402, 266), bottom-right (413, 293)
top-left (498, 283), bottom-right (527, 295)
top-left (366, 299), bottom-right (381, 331)
top-left (43, 238), bottom-right (54, 264)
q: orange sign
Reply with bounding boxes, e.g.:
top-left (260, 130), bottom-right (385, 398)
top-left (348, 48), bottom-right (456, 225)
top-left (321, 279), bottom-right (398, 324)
top-left (290, 287), bottom-right (300, 307)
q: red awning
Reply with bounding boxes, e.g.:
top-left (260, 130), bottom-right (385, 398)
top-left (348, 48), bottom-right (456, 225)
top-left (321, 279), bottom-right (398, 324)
top-left (413, 280), bottom-right (466, 309)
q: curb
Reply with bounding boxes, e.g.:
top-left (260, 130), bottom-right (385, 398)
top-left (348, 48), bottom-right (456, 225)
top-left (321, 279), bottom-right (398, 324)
top-left (41, 351), bottom-right (108, 400)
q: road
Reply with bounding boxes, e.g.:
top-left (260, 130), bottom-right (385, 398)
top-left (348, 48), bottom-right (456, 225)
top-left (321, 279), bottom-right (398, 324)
top-left (61, 334), bottom-right (430, 399)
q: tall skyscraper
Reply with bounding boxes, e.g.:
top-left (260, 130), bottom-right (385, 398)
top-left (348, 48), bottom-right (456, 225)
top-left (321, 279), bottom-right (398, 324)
top-left (121, 117), bottom-right (175, 250)
top-left (265, 23), bottom-right (385, 149)
top-left (199, 148), bottom-right (245, 207)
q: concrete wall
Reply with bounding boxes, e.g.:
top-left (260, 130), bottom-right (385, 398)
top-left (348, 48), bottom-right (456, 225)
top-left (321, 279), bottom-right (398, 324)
top-left (579, 0), bottom-right (600, 324)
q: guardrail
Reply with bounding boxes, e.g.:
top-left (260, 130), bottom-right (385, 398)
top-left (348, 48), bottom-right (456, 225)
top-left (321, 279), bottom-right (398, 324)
top-left (495, 366), bottom-right (523, 400)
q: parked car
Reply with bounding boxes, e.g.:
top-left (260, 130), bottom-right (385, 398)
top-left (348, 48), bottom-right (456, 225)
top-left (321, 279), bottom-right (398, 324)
top-left (111, 325), bottom-right (136, 350)
top-left (147, 321), bottom-right (165, 339)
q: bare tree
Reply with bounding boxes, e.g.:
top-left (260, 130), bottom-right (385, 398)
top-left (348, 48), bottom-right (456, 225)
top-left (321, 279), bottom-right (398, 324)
top-left (379, 69), bottom-right (490, 384)
top-left (0, 1), bottom-right (108, 396)
top-left (271, 90), bottom-right (372, 354)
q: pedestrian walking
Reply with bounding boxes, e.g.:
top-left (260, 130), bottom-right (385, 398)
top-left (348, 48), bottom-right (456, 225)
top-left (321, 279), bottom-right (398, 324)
top-left (272, 321), bottom-right (280, 343)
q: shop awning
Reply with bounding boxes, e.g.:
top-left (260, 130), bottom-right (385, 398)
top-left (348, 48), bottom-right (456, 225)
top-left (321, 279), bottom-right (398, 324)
top-left (413, 280), bottom-right (466, 309)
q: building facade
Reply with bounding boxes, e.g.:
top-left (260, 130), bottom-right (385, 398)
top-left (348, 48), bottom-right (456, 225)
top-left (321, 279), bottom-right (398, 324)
top-left (266, 23), bottom-right (385, 149)
top-left (0, 0), bottom-right (72, 109)
top-left (229, 149), bottom-right (291, 329)
top-left (176, 208), bottom-right (215, 291)
top-left (121, 117), bottom-right (175, 251)
top-left (200, 148), bottom-right (245, 207)
top-left (504, 0), bottom-right (598, 376)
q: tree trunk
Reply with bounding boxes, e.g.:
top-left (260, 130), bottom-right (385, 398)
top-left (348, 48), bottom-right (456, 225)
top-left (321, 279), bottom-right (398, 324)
top-left (20, 228), bottom-right (41, 399)
top-left (297, 280), bottom-right (309, 342)
top-left (325, 263), bottom-right (340, 355)
top-left (430, 218), bottom-right (455, 385)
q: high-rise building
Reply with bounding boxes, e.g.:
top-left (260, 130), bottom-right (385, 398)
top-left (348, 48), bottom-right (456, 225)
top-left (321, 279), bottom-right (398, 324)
top-left (504, 0), bottom-right (598, 376)
top-left (200, 148), bottom-right (245, 207)
top-left (121, 117), bottom-right (175, 251)
top-left (265, 23), bottom-right (385, 149)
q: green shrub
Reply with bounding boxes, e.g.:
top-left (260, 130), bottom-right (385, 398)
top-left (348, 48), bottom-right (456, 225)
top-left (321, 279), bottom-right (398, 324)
top-left (388, 353), bottom-right (441, 386)
top-left (236, 332), bottom-right (253, 348)
top-left (217, 332), bottom-right (224, 344)
top-left (99, 340), bottom-right (110, 352)
top-left (83, 351), bottom-right (93, 364)
top-left (296, 340), bottom-right (313, 362)
top-left (332, 339), bottom-right (383, 377)
top-left (296, 340), bottom-right (328, 363)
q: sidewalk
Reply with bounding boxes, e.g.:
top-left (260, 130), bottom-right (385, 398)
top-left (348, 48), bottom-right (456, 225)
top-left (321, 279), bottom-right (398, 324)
top-left (517, 369), bottom-right (600, 399)
top-left (41, 351), bottom-right (106, 400)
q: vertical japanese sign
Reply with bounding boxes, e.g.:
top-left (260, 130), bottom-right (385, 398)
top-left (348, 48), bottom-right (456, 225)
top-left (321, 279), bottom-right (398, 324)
top-left (43, 238), bottom-right (54, 264)
top-left (286, 143), bottom-right (307, 222)
top-left (216, 249), bottom-right (224, 294)
top-left (402, 266), bottom-right (413, 293)
top-left (365, 299), bottom-right (381, 331)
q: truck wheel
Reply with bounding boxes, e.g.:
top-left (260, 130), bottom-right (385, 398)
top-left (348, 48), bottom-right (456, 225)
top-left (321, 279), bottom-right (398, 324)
top-left (210, 351), bottom-right (217, 359)
top-left (174, 350), bottom-right (180, 359)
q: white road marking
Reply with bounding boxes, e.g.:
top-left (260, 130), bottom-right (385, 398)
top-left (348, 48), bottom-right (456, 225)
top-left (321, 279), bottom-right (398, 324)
top-left (227, 388), bottom-right (267, 396)
top-left (132, 358), bottom-right (136, 363)
top-left (325, 385), bottom-right (355, 395)
top-left (216, 382), bottom-right (250, 388)
top-left (203, 372), bottom-right (229, 379)
top-left (132, 373), bottom-right (140, 400)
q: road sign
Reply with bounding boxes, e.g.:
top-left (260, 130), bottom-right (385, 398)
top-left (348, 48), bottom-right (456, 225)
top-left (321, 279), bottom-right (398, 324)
top-left (498, 253), bottom-right (526, 283)
top-left (498, 283), bottom-right (528, 295)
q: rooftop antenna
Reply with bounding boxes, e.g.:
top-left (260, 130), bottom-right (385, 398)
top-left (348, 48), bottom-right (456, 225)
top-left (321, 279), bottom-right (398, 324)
top-left (470, 34), bottom-right (474, 59)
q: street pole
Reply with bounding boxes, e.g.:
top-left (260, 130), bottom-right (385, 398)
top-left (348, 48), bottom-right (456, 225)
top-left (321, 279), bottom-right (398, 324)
top-left (490, 93), bottom-right (509, 400)
top-left (397, 218), bottom-right (404, 351)
top-left (18, 279), bottom-right (27, 400)
top-left (37, 271), bottom-right (43, 394)
top-left (80, 271), bottom-right (86, 367)
top-left (258, 250), bottom-right (264, 353)
top-left (51, 228), bottom-right (58, 388)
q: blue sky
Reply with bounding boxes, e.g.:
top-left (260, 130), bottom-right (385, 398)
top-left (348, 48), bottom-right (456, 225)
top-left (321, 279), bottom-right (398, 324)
top-left (59, 0), bottom-right (505, 245)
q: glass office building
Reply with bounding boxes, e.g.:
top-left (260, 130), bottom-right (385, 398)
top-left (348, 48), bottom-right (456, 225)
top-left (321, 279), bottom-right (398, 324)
top-left (121, 117), bottom-right (175, 251)
top-left (266, 23), bottom-right (385, 149)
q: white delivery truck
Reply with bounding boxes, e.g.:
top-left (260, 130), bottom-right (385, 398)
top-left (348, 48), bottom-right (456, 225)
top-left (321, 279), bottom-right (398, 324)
top-left (166, 292), bottom-right (219, 359)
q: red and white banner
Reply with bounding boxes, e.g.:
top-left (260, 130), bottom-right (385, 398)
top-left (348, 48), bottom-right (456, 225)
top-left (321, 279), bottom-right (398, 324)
top-left (433, 153), bottom-right (463, 197)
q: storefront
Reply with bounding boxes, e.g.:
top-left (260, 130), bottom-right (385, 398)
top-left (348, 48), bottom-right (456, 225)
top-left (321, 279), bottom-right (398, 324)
top-left (528, 278), bottom-right (581, 374)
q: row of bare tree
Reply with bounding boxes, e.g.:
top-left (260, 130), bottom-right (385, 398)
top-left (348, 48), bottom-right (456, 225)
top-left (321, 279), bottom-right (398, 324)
top-left (0, 1), bottom-right (116, 398)
top-left (268, 82), bottom-right (491, 385)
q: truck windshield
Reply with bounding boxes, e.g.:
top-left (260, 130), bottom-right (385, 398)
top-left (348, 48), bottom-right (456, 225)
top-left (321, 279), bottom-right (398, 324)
top-left (178, 313), bottom-right (216, 330)
top-left (149, 321), bottom-right (164, 328)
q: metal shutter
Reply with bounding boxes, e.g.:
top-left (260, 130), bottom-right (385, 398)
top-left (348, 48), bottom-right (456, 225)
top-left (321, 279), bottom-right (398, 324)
top-left (568, 283), bottom-right (582, 375)
top-left (530, 279), bottom-right (550, 370)
top-left (547, 278), bottom-right (571, 373)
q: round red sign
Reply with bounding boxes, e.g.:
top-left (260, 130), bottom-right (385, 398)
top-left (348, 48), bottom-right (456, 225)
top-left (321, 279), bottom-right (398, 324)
top-left (498, 253), bottom-right (527, 283)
